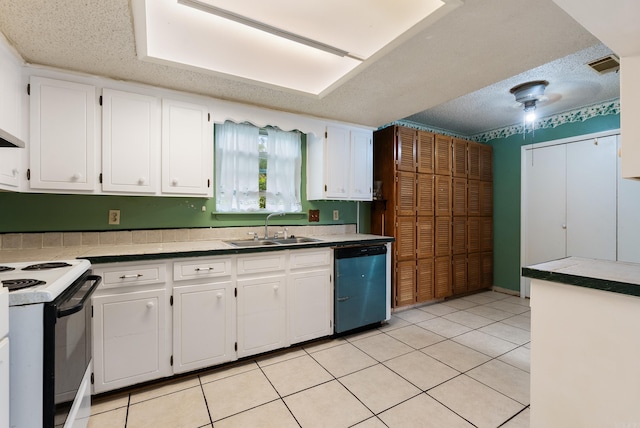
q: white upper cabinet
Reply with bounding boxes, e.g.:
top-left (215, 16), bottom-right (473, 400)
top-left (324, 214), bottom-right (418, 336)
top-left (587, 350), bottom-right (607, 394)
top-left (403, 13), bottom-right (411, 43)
top-left (29, 76), bottom-right (97, 191)
top-left (161, 99), bottom-right (213, 197)
top-left (102, 89), bottom-right (160, 194)
top-left (0, 148), bottom-right (20, 190)
top-left (307, 125), bottom-right (373, 201)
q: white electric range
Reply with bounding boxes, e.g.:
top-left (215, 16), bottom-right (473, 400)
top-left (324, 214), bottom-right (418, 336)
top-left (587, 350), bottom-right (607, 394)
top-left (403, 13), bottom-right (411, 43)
top-left (0, 259), bottom-right (101, 428)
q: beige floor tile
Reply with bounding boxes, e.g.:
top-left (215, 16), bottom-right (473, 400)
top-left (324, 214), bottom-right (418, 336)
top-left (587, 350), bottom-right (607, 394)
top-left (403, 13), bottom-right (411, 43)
top-left (311, 342), bottom-right (377, 378)
top-left (443, 310), bottom-right (494, 329)
top-left (90, 392), bottom-right (129, 415)
top-left (394, 308), bottom-right (438, 324)
top-left (352, 416), bottom-right (388, 427)
top-left (419, 302), bottom-right (459, 316)
top-left (340, 364), bottom-right (421, 414)
top-left (303, 337), bottom-right (347, 353)
top-left (384, 350), bottom-right (459, 391)
top-left (467, 359), bottom-right (530, 405)
top-left (255, 347), bottom-right (307, 367)
top-left (428, 375), bottom-right (524, 428)
top-left (127, 386), bottom-right (210, 428)
top-left (501, 296), bottom-right (531, 307)
top-left (385, 324), bottom-right (446, 349)
top-left (350, 332), bottom-right (413, 362)
top-left (465, 305), bottom-right (514, 321)
top-left (130, 375), bottom-right (200, 404)
top-left (479, 322), bottom-right (531, 345)
top-left (202, 369), bottom-right (279, 421)
top-left (486, 300), bottom-right (531, 315)
top-left (502, 314), bottom-right (532, 331)
top-left (452, 330), bottom-right (519, 357)
top-left (378, 315), bottom-right (412, 332)
top-left (416, 317), bottom-right (471, 338)
top-left (284, 380), bottom-right (373, 428)
top-left (421, 339), bottom-right (492, 372)
top-left (214, 400), bottom-right (299, 428)
top-left (345, 328), bottom-right (383, 342)
top-left (88, 407), bottom-right (127, 428)
top-left (261, 354), bottom-right (333, 396)
top-left (199, 360), bottom-right (259, 384)
top-left (498, 346), bottom-right (531, 373)
top-left (378, 393), bottom-right (474, 428)
top-left (460, 293), bottom-right (501, 305)
top-left (441, 299), bottom-right (477, 310)
top-left (502, 407), bottom-right (530, 428)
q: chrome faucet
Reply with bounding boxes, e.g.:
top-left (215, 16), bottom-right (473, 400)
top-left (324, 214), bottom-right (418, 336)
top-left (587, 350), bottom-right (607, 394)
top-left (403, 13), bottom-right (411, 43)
top-left (264, 212), bottom-right (285, 239)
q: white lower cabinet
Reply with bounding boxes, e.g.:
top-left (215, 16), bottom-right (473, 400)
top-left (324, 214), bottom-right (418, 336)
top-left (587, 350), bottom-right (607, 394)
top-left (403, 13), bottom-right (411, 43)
top-left (172, 257), bottom-right (235, 373)
top-left (236, 274), bottom-right (287, 358)
top-left (92, 288), bottom-right (171, 394)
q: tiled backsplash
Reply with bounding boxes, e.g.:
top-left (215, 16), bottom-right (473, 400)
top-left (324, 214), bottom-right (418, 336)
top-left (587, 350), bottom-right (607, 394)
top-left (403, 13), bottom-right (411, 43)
top-left (0, 225), bottom-right (357, 251)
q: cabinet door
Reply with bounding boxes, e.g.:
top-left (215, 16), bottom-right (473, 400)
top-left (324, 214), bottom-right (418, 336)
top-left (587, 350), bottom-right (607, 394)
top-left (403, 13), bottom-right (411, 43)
top-left (479, 181), bottom-right (493, 216)
top-left (479, 145), bottom-right (493, 181)
top-left (92, 289), bottom-right (170, 393)
top-left (452, 254), bottom-right (468, 295)
top-left (0, 337), bottom-right (7, 428)
top-left (467, 217), bottom-right (481, 253)
top-left (324, 125), bottom-right (351, 198)
top-left (468, 142), bottom-right (481, 180)
top-left (435, 175), bottom-right (451, 216)
top-left (350, 129), bottom-right (373, 200)
top-left (416, 216), bottom-right (434, 259)
top-left (481, 252), bottom-right (493, 288)
top-left (416, 173), bottom-right (434, 216)
top-left (452, 217), bottom-right (466, 255)
top-left (396, 171), bottom-right (416, 216)
top-left (237, 274), bottom-right (287, 358)
top-left (395, 216), bottom-right (416, 261)
top-left (434, 134), bottom-right (451, 175)
top-left (452, 177), bottom-right (467, 216)
top-left (162, 99), bottom-right (212, 196)
top-left (480, 217), bottom-right (493, 252)
top-left (452, 138), bottom-right (467, 178)
top-left (467, 252), bottom-right (482, 291)
top-left (396, 127), bottom-right (416, 172)
top-left (467, 180), bottom-right (480, 216)
top-left (0, 148), bottom-right (20, 190)
top-left (395, 260), bottom-right (416, 306)
top-left (434, 256), bottom-right (452, 298)
top-left (173, 281), bottom-right (236, 373)
top-left (102, 89), bottom-right (160, 194)
top-left (416, 258), bottom-right (434, 303)
top-left (417, 131), bottom-right (434, 173)
top-left (435, 216), bottom-right (451, 257)
top-left (29, 76), bottom-right (96, 191)
top-left (289, 269), bottom-right (332, 344)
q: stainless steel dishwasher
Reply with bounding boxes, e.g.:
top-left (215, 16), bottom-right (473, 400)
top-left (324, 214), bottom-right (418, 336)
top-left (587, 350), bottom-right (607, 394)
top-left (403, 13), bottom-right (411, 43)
top-left (334, 244), bottom-right (387, 333)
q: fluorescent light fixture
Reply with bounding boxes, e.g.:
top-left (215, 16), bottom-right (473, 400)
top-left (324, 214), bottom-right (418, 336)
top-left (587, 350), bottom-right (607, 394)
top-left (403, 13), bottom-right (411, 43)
top-left (131, 0), bottom-right (460, 96)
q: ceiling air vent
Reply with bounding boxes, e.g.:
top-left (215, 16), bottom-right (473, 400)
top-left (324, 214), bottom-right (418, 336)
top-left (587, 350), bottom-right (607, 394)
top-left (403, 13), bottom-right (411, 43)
top-left (587, 55), bottom-right (620, 74)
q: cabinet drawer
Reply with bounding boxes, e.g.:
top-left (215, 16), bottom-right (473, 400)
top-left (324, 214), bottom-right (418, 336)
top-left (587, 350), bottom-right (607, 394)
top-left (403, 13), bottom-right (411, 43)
top-left (237, 253), bottom-right (286, 275)
top-left (289, 249), bottom-right (331, 270)
top-left (173, 257), bottom-right (232, 281)
top-left (95, 263), bottom-right (166, 289)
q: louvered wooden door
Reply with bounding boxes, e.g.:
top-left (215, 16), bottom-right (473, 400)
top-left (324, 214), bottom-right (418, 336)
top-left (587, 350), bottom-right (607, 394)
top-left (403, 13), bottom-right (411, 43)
top-left (479, 144), bottom-right (493, 181)
top-left (467, 217), bottom-right (481, 253)
top-left (416, 258), bottom-right (434, 302)
top-left (396, 172), bottom-right (416, 216)
top-left (468, 142), bottom-right (481, 180)
top-left (479, 181), bottom-right (493, 216)
top-left (452, 178), bottom-right (467, 216)
top-left (480, 217), bottom-right (493, 252)
top-left (467, 252), bottom-right (482, 291)
top-left (417, 131), bottom-right (434, 173)
top-left (395, 216), bottom-right (416, 261)
top-left (396, 127), bottom-right (416, 172)
top-left (435, 175), bottom-right (451, 216)
top-left (481, 252), bottom-right (493, 287)
top-left (467, 180), bottom-right (480, 216)
top-left (435, 217), bottom-right (451, 257)
top-left (416, 174), bottom-right (434, 216)
top-left (452, 217), bottom-right (466, 255)
top-left (434, 134), bottom-right (451, 175)
top-left (452, 138), bottom-right (467, 178)
top-left (395, 260), bottom-right (416, 306)
top-left (416, 216), bottom-right (434, 259)
top-left (452, 254), bottom-right (468, 295)
top-left (434, 256), bottom-right (452, 298)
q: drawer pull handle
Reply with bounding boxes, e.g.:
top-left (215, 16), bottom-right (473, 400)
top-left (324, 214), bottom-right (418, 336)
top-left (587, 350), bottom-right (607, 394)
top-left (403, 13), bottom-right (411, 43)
top-left (146, 302), bottom-right (154, 309)
top-left (195, 267), bottom-right (214, 271)
top-left (217, 292), bottom-right (223, 298)
top-left (120, 274), bottom-right (143, 279)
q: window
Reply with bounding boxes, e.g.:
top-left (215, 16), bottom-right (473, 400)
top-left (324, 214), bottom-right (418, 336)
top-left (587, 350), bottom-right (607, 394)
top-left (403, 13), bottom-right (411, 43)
top-left (215, 121), bottom-right (302, 212)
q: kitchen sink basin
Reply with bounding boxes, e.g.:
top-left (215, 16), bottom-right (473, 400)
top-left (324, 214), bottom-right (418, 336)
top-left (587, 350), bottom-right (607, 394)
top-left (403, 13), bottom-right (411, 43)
top-left (225, 236), bottom-right (320, 247)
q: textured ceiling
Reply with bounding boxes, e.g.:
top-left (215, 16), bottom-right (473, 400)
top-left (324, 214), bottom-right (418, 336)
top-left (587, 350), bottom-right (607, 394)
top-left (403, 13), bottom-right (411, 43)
top-left (0, 0), bottom-right (609, 134)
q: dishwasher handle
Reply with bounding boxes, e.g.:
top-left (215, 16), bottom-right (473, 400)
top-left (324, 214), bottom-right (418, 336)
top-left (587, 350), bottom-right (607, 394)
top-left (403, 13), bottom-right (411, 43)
top-left (334, 245), bottom-right (387, 259)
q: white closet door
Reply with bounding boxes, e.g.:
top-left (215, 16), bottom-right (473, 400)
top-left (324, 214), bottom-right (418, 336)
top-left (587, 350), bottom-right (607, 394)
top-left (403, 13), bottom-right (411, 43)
top-left (566, 136), bottom-right (617, 261)
top-left (524, 144), bottom-right (567, 266)
top-left (617, 135), bottom-right (640, 263)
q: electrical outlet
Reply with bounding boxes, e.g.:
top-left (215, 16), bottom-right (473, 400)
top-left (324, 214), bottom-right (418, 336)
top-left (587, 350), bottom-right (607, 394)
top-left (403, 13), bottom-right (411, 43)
top-left (308, 209), bottom-right (320, 222)
top-left (333, 210), bottom-right (339, 220)
top-left (108, 209), bottom-right (120, 225)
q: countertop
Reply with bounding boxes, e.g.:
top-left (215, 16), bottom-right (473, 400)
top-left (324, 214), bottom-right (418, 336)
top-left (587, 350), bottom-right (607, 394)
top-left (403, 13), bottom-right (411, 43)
top-left (522, 256), bottom-right (640, 297)
top-left (0, 233), bottom-right (394, 264)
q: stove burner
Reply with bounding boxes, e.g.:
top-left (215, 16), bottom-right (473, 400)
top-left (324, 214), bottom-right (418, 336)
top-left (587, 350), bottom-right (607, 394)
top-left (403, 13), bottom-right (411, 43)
top-left (2, 278), bottom-right (46, 291)
top-left (22, 262), bottom-right (72, 271)
top-left (0, 266), bottom-right (15, 273)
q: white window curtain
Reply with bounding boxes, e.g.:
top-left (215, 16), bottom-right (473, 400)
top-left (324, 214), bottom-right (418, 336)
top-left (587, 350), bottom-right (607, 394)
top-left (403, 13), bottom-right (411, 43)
top-left (215, 122), bottom-right (260, 212)
top-left (266, 128), bottom-right (302, 212)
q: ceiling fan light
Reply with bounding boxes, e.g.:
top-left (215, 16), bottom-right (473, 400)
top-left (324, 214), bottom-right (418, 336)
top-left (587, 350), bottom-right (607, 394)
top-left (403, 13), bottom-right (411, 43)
top-left (509, 80), bottom-right (549, 104)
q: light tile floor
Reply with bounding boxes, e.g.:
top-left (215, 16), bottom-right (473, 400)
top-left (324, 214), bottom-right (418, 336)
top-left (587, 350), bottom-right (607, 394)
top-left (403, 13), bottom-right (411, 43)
top-left (88, 290), bottom-right (530, 428)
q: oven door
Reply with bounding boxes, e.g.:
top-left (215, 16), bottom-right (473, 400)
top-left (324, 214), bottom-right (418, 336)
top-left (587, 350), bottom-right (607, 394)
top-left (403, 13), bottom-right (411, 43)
top-left (43, 271), bottom-right (101, 428)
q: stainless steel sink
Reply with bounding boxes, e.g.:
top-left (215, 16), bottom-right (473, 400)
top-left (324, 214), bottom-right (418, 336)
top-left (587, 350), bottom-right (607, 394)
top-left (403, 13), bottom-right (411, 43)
top-left (225, 236), bottom-right (320, 247)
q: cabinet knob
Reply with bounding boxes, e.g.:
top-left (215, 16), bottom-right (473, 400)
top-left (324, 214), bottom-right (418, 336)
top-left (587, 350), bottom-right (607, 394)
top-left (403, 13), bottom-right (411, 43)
top-left (273, 285), bottom-right (279, 291)
top-left (12, 168), bottom-right (18, 177)
top-left (562, 224), bottom-right (567, 229)
top-left (172, 178), bottom-right (178, 186)
top-left (146, 301), bottom-right (155, 309)
top-left (216, 292), bottom-right (223, 298)
top-left (138, 177), bottom-right (146, 185)
top-left (71, 173), bottom-right (81, 181)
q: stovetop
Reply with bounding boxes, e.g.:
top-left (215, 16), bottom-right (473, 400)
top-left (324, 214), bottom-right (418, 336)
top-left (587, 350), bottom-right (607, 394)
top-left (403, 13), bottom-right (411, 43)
top-left (0, 259), bottom-right (91, 306)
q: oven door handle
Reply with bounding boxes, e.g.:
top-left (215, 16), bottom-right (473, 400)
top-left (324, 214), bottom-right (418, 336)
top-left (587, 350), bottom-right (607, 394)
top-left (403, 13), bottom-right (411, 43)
top-left (57, 275), bottom-right (102, 318)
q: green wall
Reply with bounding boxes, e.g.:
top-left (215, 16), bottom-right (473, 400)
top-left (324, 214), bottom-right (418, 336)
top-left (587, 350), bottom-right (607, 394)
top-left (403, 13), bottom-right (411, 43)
top-left (0, 134), bottom-right (371, 233)
top-left (487, 113), bottom-right (620, 291)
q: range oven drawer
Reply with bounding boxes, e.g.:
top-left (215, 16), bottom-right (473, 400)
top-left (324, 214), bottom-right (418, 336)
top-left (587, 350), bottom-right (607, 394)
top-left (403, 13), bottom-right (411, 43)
top-left (95, 263), bottom-right (166, 289)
